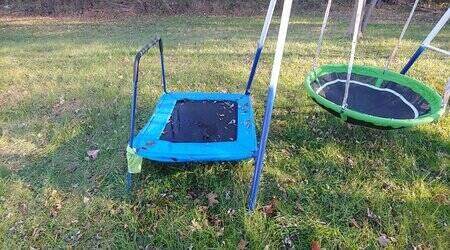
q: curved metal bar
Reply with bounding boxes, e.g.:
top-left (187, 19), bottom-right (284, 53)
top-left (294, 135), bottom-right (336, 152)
top-left (129, 37), bottom-right (166, 148)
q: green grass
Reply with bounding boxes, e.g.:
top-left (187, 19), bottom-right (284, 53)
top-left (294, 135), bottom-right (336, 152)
top-left (0, 9), bottom-right (449, 249)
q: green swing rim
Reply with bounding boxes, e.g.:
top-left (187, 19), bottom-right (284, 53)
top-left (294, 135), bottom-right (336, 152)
top-left (304, 64), bottom-right (444, 129)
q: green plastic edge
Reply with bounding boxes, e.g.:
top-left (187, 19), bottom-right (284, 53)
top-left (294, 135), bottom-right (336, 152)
top-left (304, 64), bottom-right (444, 128)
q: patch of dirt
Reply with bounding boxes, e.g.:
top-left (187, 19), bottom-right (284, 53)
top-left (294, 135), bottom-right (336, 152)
top-left (52, 97), bottom-right (83, 117)
top-left (0, 87), bottom-right (29, 108)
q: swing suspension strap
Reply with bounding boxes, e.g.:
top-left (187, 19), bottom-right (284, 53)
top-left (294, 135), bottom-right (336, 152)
top-left (384, 0), bottom-right (420, 71)
top-left (342, 0), bottom-right (365, 109)
top-left (313, 0), bottom-right (333, 71)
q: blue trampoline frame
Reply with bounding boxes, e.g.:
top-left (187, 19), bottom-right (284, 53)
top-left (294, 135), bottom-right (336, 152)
top-left (131, 92), bottom-right (257, 162)
top-left (127, 0), bottom-right (294, 211)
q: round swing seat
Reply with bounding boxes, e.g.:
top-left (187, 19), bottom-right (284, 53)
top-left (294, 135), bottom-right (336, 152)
top-left (305, 64), bottom-right (444, 129)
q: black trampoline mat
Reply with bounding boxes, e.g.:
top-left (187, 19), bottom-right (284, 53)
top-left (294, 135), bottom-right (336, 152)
top-left (317, 80), bottom-right (423, 119)
top-left (159, 99), bottom-right (238, 143)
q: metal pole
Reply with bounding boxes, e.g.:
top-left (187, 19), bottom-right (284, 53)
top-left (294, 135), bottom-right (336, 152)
top-left (401, 8), bottom-right (450, 74)
top-left (443, 78), bottom-right (450, 114)
top-left (247, 0), bottom-right (293, 211)
top-left (245, 0), bottom-right (278, 95)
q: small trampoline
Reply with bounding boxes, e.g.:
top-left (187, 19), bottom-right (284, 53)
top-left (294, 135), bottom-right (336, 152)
top-left (131, 92), bottom-right (257, 162)
top-left (305, 64), bottom-right (443, 129)
top-left (305, 0), bottom-right (448, 129)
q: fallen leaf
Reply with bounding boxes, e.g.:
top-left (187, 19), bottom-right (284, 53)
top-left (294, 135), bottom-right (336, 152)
top-left (207, 214), bottom-right (223, 227)
top-left (191, 219), bottom-right (202, 231)
top-left (378, 234), bottom-right (390, 247)
top-left (225, 190), bottom-right (231, 200)
top-left (349, 218), bottom-right (360, 228)
top-left (283, 235), bottom-right (294, 249)
top-left (227, 208), bottom-right (236, 217)
top-left (144, 245), bottom-right (158, 250)
top-left (94, 233), bottom-right (102, 241)
top-left (262, 197), bottom-right (277, 217)
top-left (87, 149), bottom-right (100, 160)
top-left (207, 192), bottom-right (219, 207)
top-left (347, 157), bottom-right (356, 167)
top-left (32, 227), bottom-right (42, 239)
top-left (19, 203), bottom-right (28, 215)
top-left (311, 240), bottom-right (320, 250)
top-left (413, 244), bottom-right (431, 250)
top-left (237, 239), bottom-right (248, 250)
top-left (295, 202), bottom-right (304, 212)
top-left (51, 203), bottom-right (62, 217)
top-left (187, 188), bottom-right (201, 200)
top-left (367, 208), bottom-right (382, 226)
top-left (198, 206), bottom-right (208, 213)
top-left (71, 230), bottom-right (82, 244)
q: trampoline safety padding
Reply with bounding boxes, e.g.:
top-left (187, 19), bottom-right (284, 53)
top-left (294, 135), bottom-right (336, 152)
top-left (305, 64), bottom-right (444, 129)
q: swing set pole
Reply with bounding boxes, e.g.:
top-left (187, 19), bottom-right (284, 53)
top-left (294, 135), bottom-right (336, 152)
top-left (247, 0), bottom-right (293, 211)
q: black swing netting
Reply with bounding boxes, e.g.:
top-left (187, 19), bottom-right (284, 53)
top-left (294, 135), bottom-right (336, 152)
top-left (310, 72), bottom-right (432, 120)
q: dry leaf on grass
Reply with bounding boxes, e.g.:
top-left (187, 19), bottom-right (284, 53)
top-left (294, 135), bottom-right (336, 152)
top-left (207, 192), bottom-right (219, 207)
top-left (262, 197), bottom-right (278, 217)
top-left (367, 208), bottom-right (382, 226)
top-left (19, 203), bottom-right (28, 215)
top-left (283, 235), bottom-right (294, 249)
top-left (51, 203), bottom-right (62, 217)
top-left (87, 149), bottom-right (100, 160)
top-left (207, 214), bottom-right (223, 227)
top-left (311, 240), bottom-right (321, 250)
top-left (378, 234), bottom-right (390, 247)
top-left (191, 219), bottom-right (202, 231)
top-left (237, 239), bottom-right (248, 250)
top-left (349, 218), bottom-right (360, 228)
top-left (227, 208), bottom-right (236, 217)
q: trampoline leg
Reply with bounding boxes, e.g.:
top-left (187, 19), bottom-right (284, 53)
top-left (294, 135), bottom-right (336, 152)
top-left (126, 172), bottom-right (133, 192)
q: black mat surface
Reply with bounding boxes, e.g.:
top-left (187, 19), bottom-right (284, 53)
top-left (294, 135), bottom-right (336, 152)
top-left (160, 100), bottom-right (238, 143)
top-left (315, 73), bottom-right (431, 119)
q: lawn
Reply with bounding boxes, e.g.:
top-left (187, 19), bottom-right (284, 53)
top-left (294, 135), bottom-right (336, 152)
top-left (0, 7), bottom-right (449, 249)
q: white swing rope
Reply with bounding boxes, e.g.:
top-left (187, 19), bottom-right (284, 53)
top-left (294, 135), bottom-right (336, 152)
top-left (342, 0), bottom-right (365, 109)
top-left (313, 0), bottom-right (333, 71)
top-left (384, 0), bottom-right (420, 71)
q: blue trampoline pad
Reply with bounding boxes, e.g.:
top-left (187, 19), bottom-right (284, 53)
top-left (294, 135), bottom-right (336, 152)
top-left (131, 92), bottom-right (257, 162)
